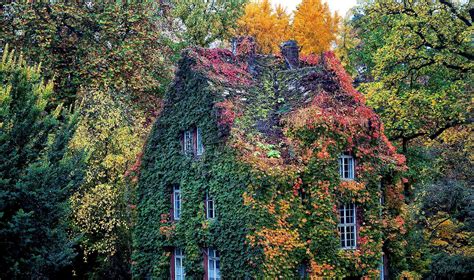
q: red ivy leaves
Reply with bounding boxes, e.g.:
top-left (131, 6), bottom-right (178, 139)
top-left (215, 100), bottom-right (239, 128)
top-left (188, 48), bottom-right (253, 86)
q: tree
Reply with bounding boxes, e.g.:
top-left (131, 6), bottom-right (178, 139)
top-left (292, 0), bottom-right (340, 55)
top-left (172, 0), bottom-right (248, 47)
top-left (68, 88), bottom-right (150, 278)
top-left (343, 0), bottom-right (472, 150)
top-left (0, 46), bottom-right (84, 279)
top-left (1, 3), bottom-right (171, 277)
top-left (236, 0), bottom-right (290, 54)
top-left (0, 2), bottom-right (176, 107)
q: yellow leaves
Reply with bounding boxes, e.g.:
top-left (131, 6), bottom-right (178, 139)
top-left (236, 0), bottom-right (291, 54)
top-left (425, 212), bottom-right (474, 257)
top-left (71, 184), bottom-right (128, 260)
top-left (292, 0), bottom-right (339, 55)
top-left (68, 88), bottom-right (150, 260)
top-left (237, 0), bottom-right (339, 55)
top-left (251, 225), bottom-right (304, 277)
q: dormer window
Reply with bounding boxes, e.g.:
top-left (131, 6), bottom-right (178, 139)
top-left (338, 203), bottom-right (357, 249)
top-left (339, 154), bottom-right (355, 180)
top-left (182, 127), bottom-right (204, 156)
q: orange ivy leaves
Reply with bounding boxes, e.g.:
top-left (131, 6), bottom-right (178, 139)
top-left (246, 199), bottom-right (305, 278)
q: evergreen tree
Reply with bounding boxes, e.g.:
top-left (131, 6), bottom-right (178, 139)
top-left (0, 46), bottom-right (84, 279)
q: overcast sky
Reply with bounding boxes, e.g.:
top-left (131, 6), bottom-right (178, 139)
top-left (270, 0), bottom-right (358, 17)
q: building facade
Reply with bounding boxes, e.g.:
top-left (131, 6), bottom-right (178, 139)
top-left (133, 37), bottom-right (405, 279)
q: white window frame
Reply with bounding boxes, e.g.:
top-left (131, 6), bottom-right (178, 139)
top-left (173, 185), bottom-right (181, 220)
top-left (174, 248), bottom-right (185, 280)
top-left (208, 248), bottom-right (220, 280)
top-left (196, 127), bottom-right (204, 156)
top-left (338, 203), bottom-right (357, 249)
top-left (183, 130), bottom-right (194, 155)
top-left (206, 192), bottom-right (215, 219)
top-left (339, 154), bottom-right (355, 180)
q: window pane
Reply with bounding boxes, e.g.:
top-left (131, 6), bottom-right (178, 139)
top-left (346, 208), bottom-right (353, 223)
top-left (174, 187), bottom-right (181, 220)
top-left (184, 130), bottom-right (193, 155)
top-left (339, 155), bottom-right (355, 179)
top-left (175, 248), bottom-right (185, 280)
top-left (208, 249), bottom-right (220, 280)
top-left (196, 127), bottom-right (204, 155)
top-left (338, 204), bottom-right (357, 249)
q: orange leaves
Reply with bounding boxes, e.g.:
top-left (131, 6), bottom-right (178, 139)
top-left (293, 177), bottom-right (303, 196)
top-left (308, 260), bottom-right (335, 279)
top-left (247, 199), bottom-right (305, 277)
top-left (337, 180), bottom-right (366, 196)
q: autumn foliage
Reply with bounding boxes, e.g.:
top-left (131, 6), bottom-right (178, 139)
top-left (237, 0), bottom-right (339, 55)
top-left (236, 0), bottom-right (291, 54)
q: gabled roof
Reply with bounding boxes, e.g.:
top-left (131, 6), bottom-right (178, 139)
top-left (173, 37), bottom-right (405, 174)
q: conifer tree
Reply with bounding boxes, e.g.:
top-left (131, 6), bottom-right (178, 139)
top-left (0, 46), bottom-right (84, 279)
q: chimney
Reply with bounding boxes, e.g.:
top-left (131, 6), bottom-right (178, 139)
top-left (280, 40), bottom-right (299, 69)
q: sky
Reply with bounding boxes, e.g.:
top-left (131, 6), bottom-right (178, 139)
top-left (270, 0), bottom-right (358, 17)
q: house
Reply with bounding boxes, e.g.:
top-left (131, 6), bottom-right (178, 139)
top-left (133, 37), bottom-right (406, 279)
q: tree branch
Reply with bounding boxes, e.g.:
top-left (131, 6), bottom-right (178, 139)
top-left (439, 0), bottom-right (472, 27)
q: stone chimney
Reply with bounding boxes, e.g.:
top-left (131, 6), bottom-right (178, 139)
top-left (280, 40), bottom-right (300, 69)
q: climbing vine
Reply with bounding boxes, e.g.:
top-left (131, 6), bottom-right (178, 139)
top-left (134, 42), bottom-right (407, 279)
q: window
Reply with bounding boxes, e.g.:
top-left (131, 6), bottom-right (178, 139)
top-left (173, 186), bottom-right (181, 220)
top-left (338, 204), bottom-right (357, 249)
top-left (182, 127), bottom-right (204, 156)
top-left (206, 192), bottom-right (215, 219)
top-left (183, 130), bottom-right (194, 155)
top-left (174, 248), bottom-right (185, 280)
top-left (339, 154), bottom-right (355, 180)
top-left (196, 128), bottom-right (204, 156)
top-left (208, 249), bottom-right (220, 280)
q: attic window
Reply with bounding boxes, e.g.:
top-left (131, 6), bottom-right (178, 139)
top-left (338, 203), bottom-right (357, 249)
top-left (339, 154), bottom-right (355, 180)
top-left (183, 127), bottom-right (204, 157)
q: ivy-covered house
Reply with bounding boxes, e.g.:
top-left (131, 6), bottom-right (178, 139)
top-left (133, 37), bottom-right (407, 279)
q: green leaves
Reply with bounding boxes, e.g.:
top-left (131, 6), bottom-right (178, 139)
top-left (172, 0), bottom-right (247, 47)
top-left (0, 45), bottom-right (84, 279)
top-left (348, 0), bottom-right (472, 146)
